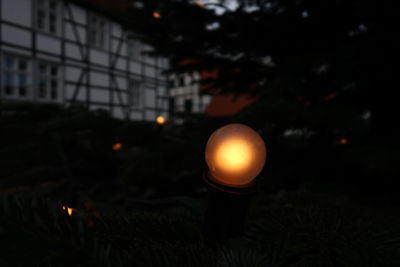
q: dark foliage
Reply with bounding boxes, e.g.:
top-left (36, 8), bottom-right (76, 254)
top-left (125, 0), bottom-right (399, 143)
top-left (1, 104), bottom-right (400, 265)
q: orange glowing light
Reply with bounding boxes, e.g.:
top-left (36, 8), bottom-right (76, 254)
top-left (112, 142), bottom-right (123, 151)
top-left (62, 205), bottom-right (76, 216)
top-left (156, 115), bottom-right (166, 125)
top-left (153, 12), bottom-right (161, 19)
top-left (339, 138), bottom-right (348, 145)
top-left (205, 124), bottom-right (266, 187)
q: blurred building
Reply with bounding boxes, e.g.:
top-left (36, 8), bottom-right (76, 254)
top-left (169, 66), bottom-right (257, 124)
top-left (0, 0), bottom-right (169, 120)
top-left (199, 69), bottom-right (257, 117)
top-left (169, 71), bottom-right (212, 123)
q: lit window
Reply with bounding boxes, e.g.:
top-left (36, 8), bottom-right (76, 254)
top-left (36, 0), bottom-right (61, 34)
top-left (127, 38), bottom-right (142, 60)
top-left (89, 13), bottom-right (108, 49)
top-left (37, 61), bottom-right (61, 101)
top-left (1, 54), bottom-right (32, 99)
top-left (128, 80), bottom-right (142, 108)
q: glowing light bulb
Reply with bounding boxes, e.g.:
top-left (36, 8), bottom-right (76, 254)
top-left (156, 115), bottom-right (166, 125)
top-left (205, 123), bottom-right (266, 187)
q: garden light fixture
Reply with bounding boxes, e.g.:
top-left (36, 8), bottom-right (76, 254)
top-left (203, 123), bottom-right (267, 240)
top-left (205, 123), bottom-right (266, 188)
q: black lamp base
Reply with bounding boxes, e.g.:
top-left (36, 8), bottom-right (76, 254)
top-left (203, 172), bottom-right (257, 241)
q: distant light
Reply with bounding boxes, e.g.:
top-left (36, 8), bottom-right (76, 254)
top-left (195, 1), bottom-right (205, 8)
top-left (62, 205), bottom-right (76, 216)
top-left (205, 124), bottom-right (266, 186)
top-left (156, 115), bottom-right (166, 125)
top-left (339, 138), bottom-right (349, 145)
top-left (302, 10), bottom-right (309, 18)
top-left (153, 12), bottom-right (161, 19)
top-left (112, 142), bottom-right (123, 151)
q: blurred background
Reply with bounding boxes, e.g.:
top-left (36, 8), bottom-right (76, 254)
top-left (1, 0), bottom-right (400, 266)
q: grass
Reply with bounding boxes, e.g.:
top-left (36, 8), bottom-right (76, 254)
top-left (1, 189), bottom-right (400, 266)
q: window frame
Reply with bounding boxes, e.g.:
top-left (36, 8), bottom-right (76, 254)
top-left (0, 53), bottom-right (33, 100)
top-left (128, 79), bottom-right (143, 109)
top-left (127, 37), bottom-right (142, 61)
top-left (35, 0), bottom-right (63, 36)
top-left (35, 60), bottom-right (63, 102)
top-left (88, 12), bottom-right (109, 50)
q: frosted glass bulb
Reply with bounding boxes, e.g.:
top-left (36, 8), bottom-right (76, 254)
top-left (205, 123), bottom-right (266, 186)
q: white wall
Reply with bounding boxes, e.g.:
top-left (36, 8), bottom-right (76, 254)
top-left (37, 34), bottom-right (62, 55)
top-left (1, 0), bottom-right (31, 27)
top-left (1, 24), bottom-right (31, 47)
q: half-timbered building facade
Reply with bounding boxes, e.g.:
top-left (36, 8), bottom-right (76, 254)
top-left (0, 0), bottom-right (169, 120)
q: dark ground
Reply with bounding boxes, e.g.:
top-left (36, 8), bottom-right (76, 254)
top-left (1, 103), bottom-right (400, 266)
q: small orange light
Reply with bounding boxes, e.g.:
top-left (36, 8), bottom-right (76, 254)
top-left (156, 115), bottom-right (166, 125)
top-left (67, 207), bottom-right (75, 216)
top-left (153, 12), bottom-right (161, 19)
top-left (339, 138), bottom-right (348, 145)
top-left (62, 205), bottom-right (76, 216)
top-left (205, 124), bottom-right (266, 187)
top-left (112, 142), bottom-right (123, 151)
top-left (195, 1), bottom-right (205, 8)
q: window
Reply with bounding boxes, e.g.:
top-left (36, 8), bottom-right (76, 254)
top-left (178, 76), bottom-right (185, 87)
top-left (184, 99), bottom-right (192, 113)
top-left (36, 0), bottom-right (61, 34)
top-left (127, 38), bottom-right (141, 60)
top-left (89, 13), bottom-right (108, 49)
top-left (128, 80), bottom-right (142, 108)
top-left (1, 54), bottom-right (32, 99)
top-left (37, 61), bottom-right (61, 101)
